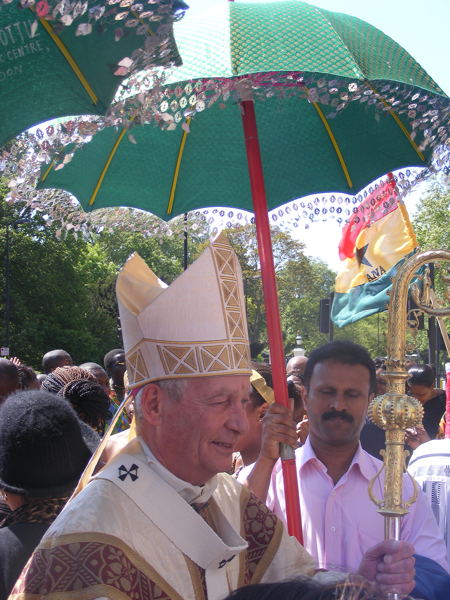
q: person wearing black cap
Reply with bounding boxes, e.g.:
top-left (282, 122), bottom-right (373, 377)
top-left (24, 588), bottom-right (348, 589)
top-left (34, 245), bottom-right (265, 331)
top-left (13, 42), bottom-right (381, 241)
top-left (0, 390), bottom-right (99, 600)
top-left (103, 348), bottom-right (126, 403)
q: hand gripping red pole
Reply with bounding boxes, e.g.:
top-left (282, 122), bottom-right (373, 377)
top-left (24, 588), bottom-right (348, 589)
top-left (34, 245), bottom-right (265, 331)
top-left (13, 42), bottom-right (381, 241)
top-left (240, 99), bottom-right (303, 543)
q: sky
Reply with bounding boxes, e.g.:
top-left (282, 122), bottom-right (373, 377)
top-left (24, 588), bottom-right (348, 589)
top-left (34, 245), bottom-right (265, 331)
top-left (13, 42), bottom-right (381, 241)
top-left (186, 0), bottom-right (449, 270)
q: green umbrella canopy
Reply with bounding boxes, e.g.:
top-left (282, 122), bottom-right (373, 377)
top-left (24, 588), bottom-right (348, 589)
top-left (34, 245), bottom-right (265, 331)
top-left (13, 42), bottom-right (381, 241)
top-left (38, 0), bottom-right (449, 219)
top-left (0, 0), bottom-right (183, 146)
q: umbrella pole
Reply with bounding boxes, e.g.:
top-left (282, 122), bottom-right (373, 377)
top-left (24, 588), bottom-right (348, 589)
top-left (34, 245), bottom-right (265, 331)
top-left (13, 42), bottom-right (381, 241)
top-left (240, 99), bottom-right (303, 543)
top-left (446, 363), bottom-right (450, 439)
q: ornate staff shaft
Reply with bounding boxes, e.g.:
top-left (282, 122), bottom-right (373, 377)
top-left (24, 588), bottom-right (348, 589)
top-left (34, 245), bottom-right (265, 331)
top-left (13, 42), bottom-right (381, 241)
top-left (368, 249), bottom-right (450, 600)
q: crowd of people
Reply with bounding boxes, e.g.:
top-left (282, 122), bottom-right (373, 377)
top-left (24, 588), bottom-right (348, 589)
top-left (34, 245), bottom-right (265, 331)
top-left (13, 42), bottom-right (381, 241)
top-left (0, 235), bottom-right (448, 600)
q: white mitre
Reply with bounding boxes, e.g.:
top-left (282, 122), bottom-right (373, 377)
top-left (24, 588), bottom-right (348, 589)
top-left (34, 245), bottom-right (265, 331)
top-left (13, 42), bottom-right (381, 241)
top-left (116, 232), bottom-right (251, 389)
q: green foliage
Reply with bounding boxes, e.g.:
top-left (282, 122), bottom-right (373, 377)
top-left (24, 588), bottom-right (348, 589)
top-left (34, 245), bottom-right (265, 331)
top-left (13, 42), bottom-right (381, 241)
top-left (334, 312), bottom-right (388, 358)
top-left (412, 182), bottom-right (450, 359)
top-left (224, 224), bottom-right (339, 357)
top-left (0, 199), bottom-right (117, 367)
top-left (0, 188), bottom-right (208, 369)
top-left (97, 231), bottom-right (185, 285)
top-left (413, 182), bottom-right (450, 251)
top-left (277, 256), bottom-right (335, 354)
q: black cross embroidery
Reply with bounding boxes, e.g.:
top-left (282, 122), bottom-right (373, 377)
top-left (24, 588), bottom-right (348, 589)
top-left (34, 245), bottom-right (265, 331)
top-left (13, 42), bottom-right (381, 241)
top-left (118, 463), bottom-right (139, 482)
top-left (218, 555), bottom-right (235, 569)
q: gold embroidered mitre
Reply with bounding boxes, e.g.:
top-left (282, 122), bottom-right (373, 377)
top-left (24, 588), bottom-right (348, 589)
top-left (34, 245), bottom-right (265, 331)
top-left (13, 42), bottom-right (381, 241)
top-left (116, 233), bottom-right (251, 388)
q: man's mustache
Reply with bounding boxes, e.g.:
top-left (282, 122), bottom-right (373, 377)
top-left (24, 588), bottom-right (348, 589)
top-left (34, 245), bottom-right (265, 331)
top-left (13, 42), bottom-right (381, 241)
top-left (322, 409), bottom-right (354, 423)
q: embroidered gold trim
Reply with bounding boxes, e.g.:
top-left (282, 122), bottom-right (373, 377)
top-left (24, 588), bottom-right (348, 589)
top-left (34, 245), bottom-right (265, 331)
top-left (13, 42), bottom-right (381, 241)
top-left (11, 584), bottom-right (136, 600)
top-left (238, 485), bottom-right (251, 588)
top-left (127, 369), bottom-right (252, 390)
top-left (126, 348), bottom-right (149, 383)
top-left (250, 519), bottom-right (284, 585)
top-left (184, 556), bottom-right (206, 600)
top-left (127, 337), bottom-right (238, 358)
top-left (202, 497), bottom-right (223, 536)
top-left (26, 531), bottom-right (185, 600)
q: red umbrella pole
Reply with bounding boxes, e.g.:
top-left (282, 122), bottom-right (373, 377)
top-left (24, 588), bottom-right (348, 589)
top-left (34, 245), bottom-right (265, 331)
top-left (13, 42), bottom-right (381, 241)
top-left (445, 362), bottom-right (450, 439)
top-left (240, 99), bottom-right (303, 543)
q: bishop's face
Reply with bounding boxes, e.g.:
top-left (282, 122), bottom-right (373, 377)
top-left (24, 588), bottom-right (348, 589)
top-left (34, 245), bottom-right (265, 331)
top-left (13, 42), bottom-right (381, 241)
top-left (151, 375), bottom-right (251, 486)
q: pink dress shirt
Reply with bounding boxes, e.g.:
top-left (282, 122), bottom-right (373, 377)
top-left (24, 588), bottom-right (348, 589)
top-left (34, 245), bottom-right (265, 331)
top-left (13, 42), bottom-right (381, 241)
top-left (266, 438), bottom-right (450, 573)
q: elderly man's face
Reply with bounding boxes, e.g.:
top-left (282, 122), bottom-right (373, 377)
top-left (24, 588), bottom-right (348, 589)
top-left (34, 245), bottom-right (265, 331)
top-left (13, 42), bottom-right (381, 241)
top-left (145, 375), bottom-right (251, 485)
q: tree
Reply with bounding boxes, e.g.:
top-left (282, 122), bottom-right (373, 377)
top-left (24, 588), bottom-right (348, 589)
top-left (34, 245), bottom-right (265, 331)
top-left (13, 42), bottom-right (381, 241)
top-left (224, 225), bottom-right (309, 356)
top-left (412, 181), bottom-right (450, 363)
top-left (413, 181), bottom-right (450, 251)
top-left (413, 180), bottom-right (450, 304)
top-left (0, 193), bottom-right (119, 367)
top-left (333, 312), bottom-right (389, 358)
top-left (220, 224), bottom-right (339, 357)
top-left (277, 256), bottom-right (336, 355)
top-left (0, 184), bottom-right (210, 369)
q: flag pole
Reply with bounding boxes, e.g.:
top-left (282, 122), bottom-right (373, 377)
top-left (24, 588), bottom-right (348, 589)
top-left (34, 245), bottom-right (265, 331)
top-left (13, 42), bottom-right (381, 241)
top-left (240, 99), bottom-right (303, 543)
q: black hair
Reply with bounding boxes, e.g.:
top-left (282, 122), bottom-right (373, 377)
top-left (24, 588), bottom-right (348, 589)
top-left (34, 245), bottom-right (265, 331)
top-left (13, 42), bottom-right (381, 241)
top-left (80, 362), bottom-right (104, 371)
top-left (41, 349), bottom-right (72, 374)
top-left (303, 341), bottom-right (376, 394)
top-left (0, 359), bottom-right (20, 401)
top-left (41, 366), bottom-right (95, 395)
top-left (17, 364), bottom-right (38, 390)
top-left (224, 578), bottom-right (377, 600)
top-left (287, 379), bottom-right (302, 413)
top-left (374, 357), bottom-right (386, 369)
top-left (408, 364), bottom-right (434, 388)
top-left (62, 379), bottom-right (111, 434)
top-left (103, 349), bottom-right (125, 374)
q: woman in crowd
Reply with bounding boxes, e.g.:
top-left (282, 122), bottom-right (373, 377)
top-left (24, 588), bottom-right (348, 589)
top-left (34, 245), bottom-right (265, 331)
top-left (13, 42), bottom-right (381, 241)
top-left (405, 364), bottom-right (446, 446)
top-left (41, 365), bottom-right (95, 394)
top-left (62, 379), bottom-right (111, 436)
top-left (41, 366), bottom-right (110, 435)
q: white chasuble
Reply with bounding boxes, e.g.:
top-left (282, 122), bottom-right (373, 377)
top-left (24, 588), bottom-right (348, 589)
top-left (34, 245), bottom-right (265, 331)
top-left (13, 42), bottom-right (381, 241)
top-left (10, 444), bottom-right (315, 600)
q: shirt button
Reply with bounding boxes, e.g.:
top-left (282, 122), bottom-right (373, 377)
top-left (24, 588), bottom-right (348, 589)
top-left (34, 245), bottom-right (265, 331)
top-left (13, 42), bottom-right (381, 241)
top-left (330, 526), bottom-right (336, 532)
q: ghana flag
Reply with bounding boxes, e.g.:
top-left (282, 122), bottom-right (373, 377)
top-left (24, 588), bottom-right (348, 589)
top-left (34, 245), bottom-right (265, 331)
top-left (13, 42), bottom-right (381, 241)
top-left (332, 173), bottom-right (417, 327)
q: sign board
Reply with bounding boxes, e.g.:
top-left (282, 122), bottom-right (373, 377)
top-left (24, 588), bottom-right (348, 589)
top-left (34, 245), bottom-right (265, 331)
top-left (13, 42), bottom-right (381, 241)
top-left (0, 347), bottom-right (9, 356)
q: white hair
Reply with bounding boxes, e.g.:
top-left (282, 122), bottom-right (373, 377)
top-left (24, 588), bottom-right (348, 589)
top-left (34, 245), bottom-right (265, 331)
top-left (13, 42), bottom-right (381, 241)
top-left (134, 379), bottom-right (188, 420)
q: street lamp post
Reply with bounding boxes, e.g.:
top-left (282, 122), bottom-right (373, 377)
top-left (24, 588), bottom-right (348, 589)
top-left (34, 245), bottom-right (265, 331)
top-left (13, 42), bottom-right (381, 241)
top-left (2, 209), bottom-right (32, 352)
top-left (3, 223), bottom-right (11, 350)
top-left (293, 334), bottom-right (305, 357)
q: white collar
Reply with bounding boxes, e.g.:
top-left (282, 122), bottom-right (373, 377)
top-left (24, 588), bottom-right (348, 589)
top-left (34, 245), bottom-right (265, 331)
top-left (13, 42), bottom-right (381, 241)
top-left (96, 445), bottom-right (248, 597)
top-left (138, 437), bottom-right (218, 505)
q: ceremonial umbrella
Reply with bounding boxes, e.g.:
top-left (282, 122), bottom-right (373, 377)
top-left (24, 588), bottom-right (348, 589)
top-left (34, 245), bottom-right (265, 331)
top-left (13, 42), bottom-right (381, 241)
top-left (37, 0), bottom-right (449, 541)
top-left (0, 0), bottom-right (185, 146)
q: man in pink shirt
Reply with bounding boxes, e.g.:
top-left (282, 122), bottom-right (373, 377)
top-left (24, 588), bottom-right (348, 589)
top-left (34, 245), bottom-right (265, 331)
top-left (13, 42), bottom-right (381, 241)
top-left (244, 341), bottom-right (449, 599)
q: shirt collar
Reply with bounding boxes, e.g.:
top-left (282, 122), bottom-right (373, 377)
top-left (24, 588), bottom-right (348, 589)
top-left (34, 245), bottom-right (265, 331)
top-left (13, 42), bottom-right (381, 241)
top-left (348, 443), bottom-right (378, 481)
top-left (297, 437), bottom-right (322, 470)
top-left (298, 437), bottom-right (376, 482)
top-left (138, 437), bottom-right (218, 505)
